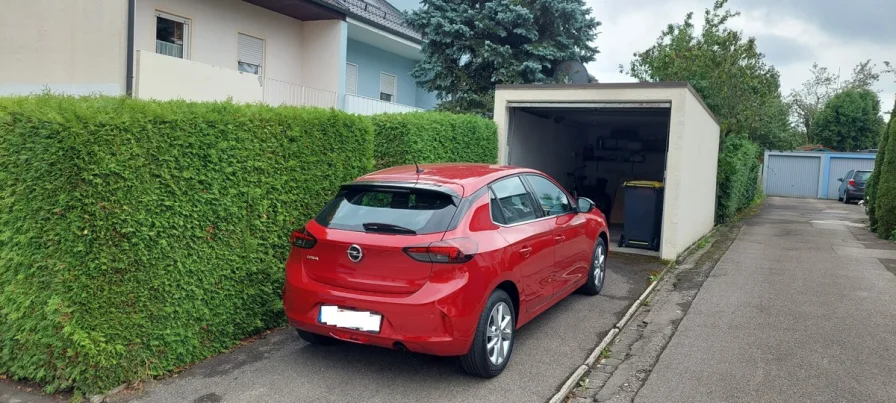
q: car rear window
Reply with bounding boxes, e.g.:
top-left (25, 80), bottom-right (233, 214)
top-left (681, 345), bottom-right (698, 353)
top-left (314, 187), bottom-right (458, 234)
top-left (855, 171), bottom-right (871, 181)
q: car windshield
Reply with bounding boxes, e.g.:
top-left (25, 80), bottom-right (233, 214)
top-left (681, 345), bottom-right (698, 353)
top-left (314, 187), bottom-right (457, 234)
top-left (855, 171), bottom-right (871, 181)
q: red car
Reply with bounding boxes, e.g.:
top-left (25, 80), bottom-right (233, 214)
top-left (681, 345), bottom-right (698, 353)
top-left (283, 164), bottom-right (609, 377)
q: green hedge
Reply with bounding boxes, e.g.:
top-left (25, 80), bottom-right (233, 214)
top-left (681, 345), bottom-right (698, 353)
top-left (868, 115), bottom-right (892, 232)
top-left (715, 135), bottom-right (761, 224)
top-left (875, 115), bottom-right (896, 239)
top-left (370, 111), bottom-right (498, 170)
top-left (0, 95), bottom-right (374, 395)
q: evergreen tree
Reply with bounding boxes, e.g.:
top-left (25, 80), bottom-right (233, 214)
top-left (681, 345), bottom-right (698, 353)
top-left (873, 101), bottom-right (896, 237)
top-left (813, 88), bottom-right (884, 151)
top-left (406, 0), bottom-right (601, 117)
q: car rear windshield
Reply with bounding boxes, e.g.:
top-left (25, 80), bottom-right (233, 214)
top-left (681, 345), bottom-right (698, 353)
top-left (314, 186), bottom-right (458, 234)
top-left (855, 171), bottom-right (871, 181)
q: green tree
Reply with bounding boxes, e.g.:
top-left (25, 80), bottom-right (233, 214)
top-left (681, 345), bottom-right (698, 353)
top-left (406, 0), bottom-right (601, 117)
top-left (620, 0), bottom-right (796, 150)
top-left (788, 60), bottom-right (880, 143)
top-left (876, 109), bottom-right (896, 239)
top-left (869, 99), bottom-right (896, 232)
top-left (812, 88), bottom-right (884, 151)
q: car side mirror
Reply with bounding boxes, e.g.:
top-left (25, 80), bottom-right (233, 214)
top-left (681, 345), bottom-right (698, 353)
top-left (577, 197), bottom-right (595, 213)
top-left (837, 178), bottom-right (843, 182)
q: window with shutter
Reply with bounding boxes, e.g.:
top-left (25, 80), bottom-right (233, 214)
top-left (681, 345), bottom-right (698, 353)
top-left (346, 63), bottom-right (359, 95)
top-left (380, 72), bottom-right (397, 102)
top-left (238, 33), bottom-right (264, 75)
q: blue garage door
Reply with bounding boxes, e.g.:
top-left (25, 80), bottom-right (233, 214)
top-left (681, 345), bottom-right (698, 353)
top-left (826, 158), bottom-right (876, 199)
top-left (764, 154), bottom-right (821, 198)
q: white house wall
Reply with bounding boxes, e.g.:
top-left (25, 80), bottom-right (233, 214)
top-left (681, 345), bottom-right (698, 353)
top-left (135, 0), bottom-right (306, 85)
top-left (300, 20), bottom-right (347, 97)
top-left (135, 50), bottom-right (263, 103)
top-left (0, 0), bottom-right (128, 96)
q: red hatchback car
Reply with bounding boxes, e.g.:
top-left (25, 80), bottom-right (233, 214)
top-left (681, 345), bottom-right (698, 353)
top-left (283, 164), bottom-right (609, 377)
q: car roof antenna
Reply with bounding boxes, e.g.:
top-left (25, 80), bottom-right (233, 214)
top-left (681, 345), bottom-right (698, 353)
top-left (414, 159), bottom-right (424, 174)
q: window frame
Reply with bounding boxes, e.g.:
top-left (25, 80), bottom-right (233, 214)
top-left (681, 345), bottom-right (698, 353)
top-left (237, 32), bottom-right (265, 76)
top-left (345, 62), bottom-right (359, 95)
top-left (155, 10), bottom-right (191, 59)
top-left (487, 174), bottom-right (546, 227)
top-left (379, 72), bottom-right (397, 103)
top-left (521, 174), bottom-right (577, 218)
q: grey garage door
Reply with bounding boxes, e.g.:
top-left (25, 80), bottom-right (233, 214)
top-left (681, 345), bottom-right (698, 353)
top-left (765, 154), bottom-right (821, 198)
top-left (826, 158), bottom-right (876, 199)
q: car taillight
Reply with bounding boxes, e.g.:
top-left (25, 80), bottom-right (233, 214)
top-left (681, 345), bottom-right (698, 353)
top-left (290, 227), bottom-right (317, 249)
top-left (403, 238), bottom-right (478, 264)
top-left (848, 179), bottom-right (856, 187)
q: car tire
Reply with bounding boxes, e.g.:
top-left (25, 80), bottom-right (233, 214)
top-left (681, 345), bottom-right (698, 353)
top-left (579, 238), bottom-right (607, 296)
top-left (297, 329), bottom-right (337, 345)
top-left (459, 289), bottom-right (515, 378)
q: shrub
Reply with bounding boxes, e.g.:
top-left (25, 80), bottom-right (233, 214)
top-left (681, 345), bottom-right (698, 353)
top-left (0, 95), bottom-right (374, 395)
top-left (715, 135), bottom-right (761, 224)
top-left (875, 115), bottom-right (896, 238)
top-left (370, 111), bottom-right (498, 170)
top-left (868, 115), bottom-right (892, 231)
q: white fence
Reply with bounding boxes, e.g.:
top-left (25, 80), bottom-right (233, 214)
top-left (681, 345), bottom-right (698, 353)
top-left (344, 94), bottom-right (423, 115)
top-left (264, 78), bottom-right (337, 109)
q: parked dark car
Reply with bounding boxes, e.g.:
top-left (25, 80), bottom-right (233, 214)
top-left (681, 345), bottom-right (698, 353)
top-left (837, 169), bottom-right (871, 204)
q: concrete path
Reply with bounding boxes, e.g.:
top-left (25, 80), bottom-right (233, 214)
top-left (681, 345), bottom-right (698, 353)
top-left (103, 254), bottom-right (659, 403)
top-left (637, 197), bottom-right (896, 402)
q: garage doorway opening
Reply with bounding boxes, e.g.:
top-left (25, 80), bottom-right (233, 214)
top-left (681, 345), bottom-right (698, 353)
top-left (506, 103), bottom-right (672, 257)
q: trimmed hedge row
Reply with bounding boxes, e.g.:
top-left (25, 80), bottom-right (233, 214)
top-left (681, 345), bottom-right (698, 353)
top-left (875, 113), bottom-right (896, 239)
top-left (371, 111), bottom-right (498, 170)
top-left (867, 114), bottom-right (891, 232)
top-left (715, 135), bottom-right (761, 224)
top-left (0, 96), bottom-right (375, 395)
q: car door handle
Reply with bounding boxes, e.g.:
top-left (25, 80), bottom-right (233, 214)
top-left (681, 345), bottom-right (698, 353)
top-left (519, 246), bottom-right (532, 257)
top-left (554, 235), bottom-right (566, 243)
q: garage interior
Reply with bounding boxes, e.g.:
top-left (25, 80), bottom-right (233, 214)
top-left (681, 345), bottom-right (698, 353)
top-left (507, 104), bottom-right (672, 256)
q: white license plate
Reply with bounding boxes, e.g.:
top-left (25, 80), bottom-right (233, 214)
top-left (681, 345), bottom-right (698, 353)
top-left (318, 305), bottom-right (382, 333)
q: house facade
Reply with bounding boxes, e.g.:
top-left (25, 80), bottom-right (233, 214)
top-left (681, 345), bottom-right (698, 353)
top-left (0, 0), bottom-right (436, 114)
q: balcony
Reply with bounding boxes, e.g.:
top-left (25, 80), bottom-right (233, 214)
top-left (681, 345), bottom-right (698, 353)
top-left (134, 50), bottom-right (336, 108)
top-left (344, 94), bottom-right (423, 115)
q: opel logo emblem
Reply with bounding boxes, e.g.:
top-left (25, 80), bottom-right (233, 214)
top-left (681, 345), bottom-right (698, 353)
top-left (347, 244), bottom-right (363, 263)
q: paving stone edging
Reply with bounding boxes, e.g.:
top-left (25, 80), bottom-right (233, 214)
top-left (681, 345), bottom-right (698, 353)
top-left (547, 226), bottom-right (723, 403)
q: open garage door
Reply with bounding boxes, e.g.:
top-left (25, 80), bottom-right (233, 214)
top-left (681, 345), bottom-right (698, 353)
top-left (505, 102), bottom-right (672, 255)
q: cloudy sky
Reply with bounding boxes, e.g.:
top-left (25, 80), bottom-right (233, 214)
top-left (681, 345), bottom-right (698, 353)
top-left (388, 0), bottom-right (896, 117)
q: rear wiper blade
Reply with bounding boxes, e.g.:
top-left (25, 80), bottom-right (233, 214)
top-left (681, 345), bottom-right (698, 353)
top-left (362, 222), bottom-right (417, 234)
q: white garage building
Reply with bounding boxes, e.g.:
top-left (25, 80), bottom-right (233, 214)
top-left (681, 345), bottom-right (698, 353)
top-left (493, 82), bottom-right (721, 260)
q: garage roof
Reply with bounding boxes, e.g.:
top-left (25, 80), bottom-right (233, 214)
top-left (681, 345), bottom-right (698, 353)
top-left (495, 82), bottom-right (718, 125)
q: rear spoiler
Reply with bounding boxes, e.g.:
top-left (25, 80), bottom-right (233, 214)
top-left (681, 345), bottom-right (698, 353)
top-left (340, 181), bottom-right (462, 205)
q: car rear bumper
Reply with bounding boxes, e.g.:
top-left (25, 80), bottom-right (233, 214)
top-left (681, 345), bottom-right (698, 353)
top-left (283, 268), bottom-right (477, 356)
top-left (846, 189), bottom-right (865, 199)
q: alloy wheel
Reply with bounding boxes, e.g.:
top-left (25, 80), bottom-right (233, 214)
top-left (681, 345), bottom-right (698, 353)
top-left (486, 302), bottom-right (513, 366)
top-left (594, 244), bottom-right (606, 287)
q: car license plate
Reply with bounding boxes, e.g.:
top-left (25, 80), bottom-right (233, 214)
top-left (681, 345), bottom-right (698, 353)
top-left (318, 305), bottom-right (382, 333)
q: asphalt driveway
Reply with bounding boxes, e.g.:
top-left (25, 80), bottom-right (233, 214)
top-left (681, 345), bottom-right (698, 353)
top-left (108, 254), bottom-right (657, 403)
top-left (636, 197), bottom-right (896, 402)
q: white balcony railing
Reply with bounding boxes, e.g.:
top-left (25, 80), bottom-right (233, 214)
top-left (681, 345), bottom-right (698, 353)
top-left (263, 77), bottom-right (338, 109)
top-left (156, 40), bottom-right (184, 58)
top-left (344, 94), bottom-right (423, 115)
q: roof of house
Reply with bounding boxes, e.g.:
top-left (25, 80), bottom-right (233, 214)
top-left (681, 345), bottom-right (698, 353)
top-left (317, 0), bottom-right (422, 42)
top-left (796, 144), bottom-right (837, 152)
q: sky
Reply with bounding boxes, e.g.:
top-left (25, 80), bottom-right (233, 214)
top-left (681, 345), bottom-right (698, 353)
top-left (387, 0), bottom-right (896, 118)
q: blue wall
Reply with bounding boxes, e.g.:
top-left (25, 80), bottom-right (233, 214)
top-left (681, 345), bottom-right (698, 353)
top-left (415, 86), bottom-right (438, 110)
top-left (347, 39), bottom-right (430, 108)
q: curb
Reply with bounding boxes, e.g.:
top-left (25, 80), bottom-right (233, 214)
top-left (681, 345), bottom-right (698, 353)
top-left (547, 264), bottom-right (666, 403)
top-left (547, 228), bottom-right (717, 403)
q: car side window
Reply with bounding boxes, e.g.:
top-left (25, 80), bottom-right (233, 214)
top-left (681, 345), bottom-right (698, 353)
top-left (845, 170), bottom-right (854, 180)
top-left (490, 177), bottom-right (538, 225)
top-left (525, 175), bottom-right (575, 217)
